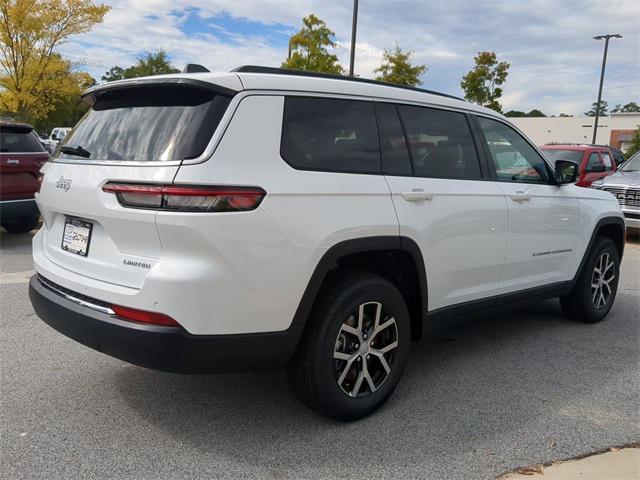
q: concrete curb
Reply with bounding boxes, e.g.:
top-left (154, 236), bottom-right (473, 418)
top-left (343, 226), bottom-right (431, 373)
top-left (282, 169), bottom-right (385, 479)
top-left (498, 443), bottom-right (639, 479)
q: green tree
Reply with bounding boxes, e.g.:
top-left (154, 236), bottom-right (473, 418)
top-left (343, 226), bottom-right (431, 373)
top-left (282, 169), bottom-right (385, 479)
top-left (0, 0), bottom-right (110, 121)
top-left (611, 102), bottom-right (640, 113)
top-left (373, 44), bottom-right (426, 87)
top-left (627, 126), bottom-right (640, 155)
top-left (102, 51), bottom-right (180, 82)
top-left (32, 60), bottom-right (96, 133)
top-left (559, 113), bottom-right (573, 117)
top-left (505, 109), bottom-right (546, 117)
top-left (281, 14), bottom-right (344, 74)
top-left (460, 51), bottom-right (510, 113)
top-left (526, 109), bottom-right (546, 117)
top-left (585, 100), bottom-right (608, 117)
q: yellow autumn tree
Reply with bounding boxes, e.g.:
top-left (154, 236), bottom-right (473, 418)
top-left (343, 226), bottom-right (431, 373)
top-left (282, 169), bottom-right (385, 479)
top-left (0, 0), bottom-right (110, 121)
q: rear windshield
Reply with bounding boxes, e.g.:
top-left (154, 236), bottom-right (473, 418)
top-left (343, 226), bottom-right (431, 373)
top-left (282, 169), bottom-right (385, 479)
top-left (541, 149), bottom-right (584, 163)
top-left (56, 84), bottom-right (231, 162)
top-left (0, 128), bottom-right (46, 153)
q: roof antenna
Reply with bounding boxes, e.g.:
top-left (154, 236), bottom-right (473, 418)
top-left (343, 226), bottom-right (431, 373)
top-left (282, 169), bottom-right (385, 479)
top-left (183, 64), bottom-right (210, 73)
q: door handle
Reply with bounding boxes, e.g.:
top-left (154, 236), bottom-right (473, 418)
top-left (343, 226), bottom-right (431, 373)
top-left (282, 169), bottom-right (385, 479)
top-left (401, 189), bottom-right (434, 202)
top-left (510, 191), bottom-right (531, 202)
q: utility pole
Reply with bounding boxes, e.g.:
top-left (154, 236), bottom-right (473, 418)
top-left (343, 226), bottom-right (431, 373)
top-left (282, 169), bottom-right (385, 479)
top-left (591, 34), bottom-right (622, 144)
top-left (349, 0), bottom-right (359, 76)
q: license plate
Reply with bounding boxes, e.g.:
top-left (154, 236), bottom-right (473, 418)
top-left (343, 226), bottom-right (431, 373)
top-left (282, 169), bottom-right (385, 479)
top-left (61, 217), bottom-right (93, 257)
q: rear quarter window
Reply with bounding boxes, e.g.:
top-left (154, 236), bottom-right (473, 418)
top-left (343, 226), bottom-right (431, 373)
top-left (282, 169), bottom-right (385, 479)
top-left (281, 96), bottom-right (381, 174)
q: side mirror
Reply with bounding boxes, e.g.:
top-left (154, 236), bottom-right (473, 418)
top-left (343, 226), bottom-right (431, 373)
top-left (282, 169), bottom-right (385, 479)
top-left (555, 160), bottom-right (579, 185)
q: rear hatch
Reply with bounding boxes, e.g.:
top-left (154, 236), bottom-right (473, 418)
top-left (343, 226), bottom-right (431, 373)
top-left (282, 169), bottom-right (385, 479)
top-left (0, 123), bottom-right (49, 201)
top-left (36, 77), bottom-right (237, 289)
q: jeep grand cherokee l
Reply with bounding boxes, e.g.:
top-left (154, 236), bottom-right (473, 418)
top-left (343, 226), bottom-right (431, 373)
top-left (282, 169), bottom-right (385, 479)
top-left (29, 66), bottom-right (625, 420)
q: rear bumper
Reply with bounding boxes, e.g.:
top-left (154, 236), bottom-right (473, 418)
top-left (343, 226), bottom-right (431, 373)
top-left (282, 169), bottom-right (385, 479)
top-left (0, 198), bottom-right (38, 220)
top-left (29, 275), bottom-right (303, 374)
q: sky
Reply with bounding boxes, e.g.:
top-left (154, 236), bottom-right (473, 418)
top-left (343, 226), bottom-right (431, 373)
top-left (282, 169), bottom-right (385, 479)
top-left (57, 0), bottom-right (640, 116)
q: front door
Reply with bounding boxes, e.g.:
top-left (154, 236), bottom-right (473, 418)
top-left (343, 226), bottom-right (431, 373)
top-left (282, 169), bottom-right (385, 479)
top-left (474, 116), bottom-right (579, 294)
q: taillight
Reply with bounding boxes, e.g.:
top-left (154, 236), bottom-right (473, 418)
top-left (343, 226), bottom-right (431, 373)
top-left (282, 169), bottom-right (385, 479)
top-left (112, 304), bottom-right (180, 327)
top-left (102, 183), bottom-right (266, 212)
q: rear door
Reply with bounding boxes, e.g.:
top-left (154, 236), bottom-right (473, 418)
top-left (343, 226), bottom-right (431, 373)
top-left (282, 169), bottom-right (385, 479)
top-left (379, 102), bottom-right (507, 311)
top-left (474, 115), bottom-right (578, 293)
top-left (0, 125), bottom-right (49, 201)
top-left (36, 81), bottom-right (233, 289)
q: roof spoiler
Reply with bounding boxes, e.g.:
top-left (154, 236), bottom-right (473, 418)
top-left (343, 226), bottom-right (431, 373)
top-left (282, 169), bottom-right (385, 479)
top-left (81, 77), bottom-right (237, 106)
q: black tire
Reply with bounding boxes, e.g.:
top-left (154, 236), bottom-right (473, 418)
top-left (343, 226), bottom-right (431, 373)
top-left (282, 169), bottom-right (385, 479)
top-left (560, 236), bottom-right (620, 323)
top-left (1, 216), bottom-right (39, 234)
top-left (287, 271), bottom-right (411, 421)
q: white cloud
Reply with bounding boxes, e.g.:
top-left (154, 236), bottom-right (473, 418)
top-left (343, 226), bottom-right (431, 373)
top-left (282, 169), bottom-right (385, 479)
top-left (55, 0), bottom-right (639, 115)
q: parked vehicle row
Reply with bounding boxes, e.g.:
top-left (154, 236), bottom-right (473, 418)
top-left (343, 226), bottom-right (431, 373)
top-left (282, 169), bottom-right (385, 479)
top-left (0, 119), bottom-right (49, 233)
top-left (27, 66), bottom-right (626, 420)
top-left (592, 151), bottom-right (640, 232)
top-left (41, 127), bottom-right (72, 154)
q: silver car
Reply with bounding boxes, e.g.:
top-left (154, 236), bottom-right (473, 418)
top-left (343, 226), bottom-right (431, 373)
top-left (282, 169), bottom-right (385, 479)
top-left (593, 152), bottom-right (640, 231)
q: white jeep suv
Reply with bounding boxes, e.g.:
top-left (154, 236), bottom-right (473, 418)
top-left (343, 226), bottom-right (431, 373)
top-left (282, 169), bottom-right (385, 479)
top-left (29, 66), bottom-right (625, 420)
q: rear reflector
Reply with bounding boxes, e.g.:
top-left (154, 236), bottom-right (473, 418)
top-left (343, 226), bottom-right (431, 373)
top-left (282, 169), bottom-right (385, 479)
top-left (111, 305), bottom-right (180, 327)
top-left (102, 183), bottom-right (265, 212)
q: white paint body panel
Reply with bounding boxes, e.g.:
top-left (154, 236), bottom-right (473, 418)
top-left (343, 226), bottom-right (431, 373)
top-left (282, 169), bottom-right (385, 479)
top-left (495, 182), bottom-right (579, 293)
top-left (32, 72), bottom-right (625, 336)
top-left (385, 176), bottom-right (508, 310)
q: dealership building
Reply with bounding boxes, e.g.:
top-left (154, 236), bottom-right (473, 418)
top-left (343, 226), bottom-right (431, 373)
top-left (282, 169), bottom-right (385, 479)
top-left (512, 112), bottom-right (639, 152)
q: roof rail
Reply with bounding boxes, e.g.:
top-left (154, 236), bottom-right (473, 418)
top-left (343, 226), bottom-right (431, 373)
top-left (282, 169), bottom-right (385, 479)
top-left (231, 65), bottom-right (463, 101)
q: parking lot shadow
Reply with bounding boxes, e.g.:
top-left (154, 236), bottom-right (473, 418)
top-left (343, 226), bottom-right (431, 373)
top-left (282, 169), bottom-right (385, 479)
top-left (113, 296), bottom-right (638, 475)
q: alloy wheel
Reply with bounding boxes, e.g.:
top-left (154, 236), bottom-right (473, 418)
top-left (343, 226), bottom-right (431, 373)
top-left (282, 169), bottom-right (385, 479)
top-left (333, 301), bottom-right (398, 398)
top-left (591, 251), bottom-right (615, 310)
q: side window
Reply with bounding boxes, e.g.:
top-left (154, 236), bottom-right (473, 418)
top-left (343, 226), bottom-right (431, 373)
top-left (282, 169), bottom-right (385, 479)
top-left (375, 102), bottom-right (412, 176)
top-left (397, 105), bottom-right (481, 180)
top-left (281, 97), bottom-right (380, 174)
top-left (601, 152), bottom-right (614, 171)
top-left (586, 152), bottom-right (603, 171)
top-left (476, 116), bottom-right (550, 184)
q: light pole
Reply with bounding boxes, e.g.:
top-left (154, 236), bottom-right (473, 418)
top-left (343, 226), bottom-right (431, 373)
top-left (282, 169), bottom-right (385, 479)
top-left (591, 33), bottom-right (622, 144)
top-left (348, 0), bottom-right (359, 76)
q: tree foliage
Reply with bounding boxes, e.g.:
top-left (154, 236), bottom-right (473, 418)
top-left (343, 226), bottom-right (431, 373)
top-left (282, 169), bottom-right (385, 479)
top-left (102, 51), bottom-right (180, 82)
top-left (585, 100), bottom-right (608, 117)
top-left (30, 55), bottom-right (96, 132)
top-left (281, 14), bottom-right (344, 74)
top-left (505, 109), bottom-right (546, 118)
top-left (460, 51), bottom-right (510, 113)
top-left (374, 44), bottom-right (426, 87)
top-left (628, 126), bottom-right (640, 155)
top-left (0, 0), bottom-right (110, 121)
top-left (611, 102), bottom-right (640, 114)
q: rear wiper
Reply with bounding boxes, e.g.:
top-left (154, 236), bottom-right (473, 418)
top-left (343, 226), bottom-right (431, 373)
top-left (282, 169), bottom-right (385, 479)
top-left (60, 145), bottom-right (91, 158)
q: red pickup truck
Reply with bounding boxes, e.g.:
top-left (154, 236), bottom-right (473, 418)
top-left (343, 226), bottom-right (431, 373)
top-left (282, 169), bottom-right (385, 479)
top-left (0, 119), bottom-right (48, 233)
top-left (540, 144), bottom-right (617, 188)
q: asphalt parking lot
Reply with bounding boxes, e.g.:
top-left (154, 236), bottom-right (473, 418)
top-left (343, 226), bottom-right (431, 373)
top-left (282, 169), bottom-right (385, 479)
top-left (1, 230), bottom-right (638, 480)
